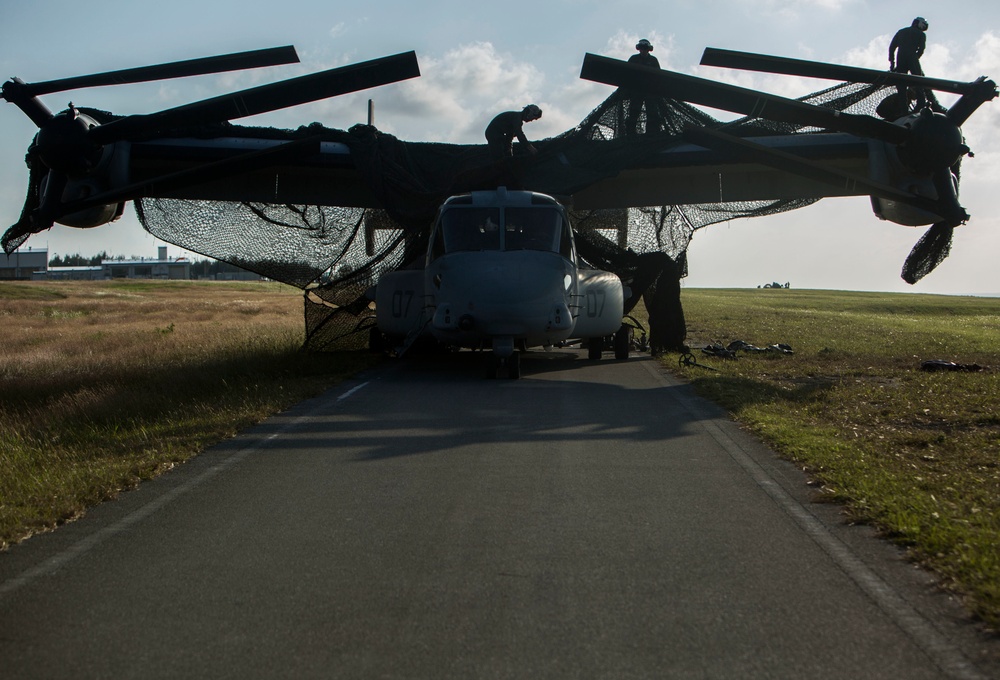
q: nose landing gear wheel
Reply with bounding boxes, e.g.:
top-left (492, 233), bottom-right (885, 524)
top-left (509, 351), bottom-right (521, 379)
top-left (614, 323), bottom-right (632, 360)
top-left (587, 337), bottom-right (603, 361)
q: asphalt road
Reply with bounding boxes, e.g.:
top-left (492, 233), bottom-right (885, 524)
top-left (1, 350), bottom-right (997, 679)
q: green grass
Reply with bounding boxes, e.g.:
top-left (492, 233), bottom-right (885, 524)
top-left (668, 288), bottom-right (1000, 627)
top-left (0, 282), bottom-right (67, 301)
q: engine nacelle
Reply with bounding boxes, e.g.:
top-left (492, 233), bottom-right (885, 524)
top-left (41, 172), bottom-right (126, 228)
top-left (868, 109), bottom-right (970, 227)
top-left (34, 110), bottom-right (131, 229)
top-left (897, 108), bottom-right (969, 172)
top-left (572, 268), bottom-right (625, 338)
top-left (374, 268), bottom-right (427, 339)
top-left (867, 138), bottom-right (950, 227)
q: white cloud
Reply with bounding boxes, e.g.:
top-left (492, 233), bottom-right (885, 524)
top-left (302, 41), bottom-right (563, 143)
top-left (951, 26), bottom-right (1000, 149)
top-left (966, 31), bottom-right (1000, 77)
top-left (431, 42), bottom-right (543, 99)
top-left (755, 0), bottom-right (862, 22)
top-left (602, 30), bottom-right (675, 68)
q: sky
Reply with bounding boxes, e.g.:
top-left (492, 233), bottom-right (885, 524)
top-left (2, 0), bottom-right (999, 294)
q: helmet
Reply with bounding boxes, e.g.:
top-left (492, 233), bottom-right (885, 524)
top-left (636, 39), bottom-right (653, 51)
top-left (522, 104), bottom-right (542, 120)
top-left (913, 17), bottom-right (928, 30)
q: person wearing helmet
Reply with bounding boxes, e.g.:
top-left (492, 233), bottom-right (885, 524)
top-left (629, 39), bottom-right (660, 69)
top-left (889, 17), bottom-right (929, 108)
top-left (625, 39), bottom-right (662, 135)
top-left (485, 105), bottom-right (542, 159)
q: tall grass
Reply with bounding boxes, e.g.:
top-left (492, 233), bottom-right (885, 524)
top-left (0, 280), bottom-right (379, 549)
top-left (672, 288), bottom-right (1000, 627)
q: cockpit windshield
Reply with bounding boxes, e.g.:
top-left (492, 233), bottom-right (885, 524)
top-left (504, 207), bottom-right (562, 253)
top-left (439, 208), bottom-right (500, 253)
top-left (432, 206), bottom-right (573, 259)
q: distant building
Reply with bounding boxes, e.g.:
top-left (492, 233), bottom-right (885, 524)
top-left (13, 244), bottom-right (265, 282)
top-left (102, 247), bottom-right (191, 280)
top-left (0, 247), bottom-right (48, 280)
top-left (40, 266), bottom-right (104, 281)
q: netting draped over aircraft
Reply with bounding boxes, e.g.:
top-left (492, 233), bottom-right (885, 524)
top-left (30, 80), bottom-right (892, 352)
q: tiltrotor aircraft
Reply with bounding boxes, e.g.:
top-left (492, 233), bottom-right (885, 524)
top-left (373, 186), bottom-right (628, 378)
top-left (2, 42), bottom-right (995, 378)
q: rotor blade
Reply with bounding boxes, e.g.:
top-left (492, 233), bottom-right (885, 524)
top-left (683, 125), bottom-right (962, 221)
top-left (55, 136), bottom-right (324, 215)
top-left (581, 53), bottom-right (909, 145)
top-left (20, 46), bottom-right (300, 97)
top-left (1, 77), bottom-right (55, 126)
top-left (89, 51), bottom-right (420, 145)
top-left (944, 76), bottom-right (999, 126)
top-left (701, 48), bottom-right (979, 96)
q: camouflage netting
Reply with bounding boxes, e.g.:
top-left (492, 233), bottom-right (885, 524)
top-left (8, 81), bottom-right (909, 353)
top-left (137, 81), bottom-right (896, 352)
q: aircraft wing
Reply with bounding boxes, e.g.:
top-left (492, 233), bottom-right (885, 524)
top-left (122, 129), bottom-right (871, 210)
top-left (566, 132), bottom-right (870, 209)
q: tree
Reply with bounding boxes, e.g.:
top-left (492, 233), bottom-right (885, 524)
top-left (48, 251), bottom-right (109, 267)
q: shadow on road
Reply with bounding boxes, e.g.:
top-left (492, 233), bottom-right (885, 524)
top-left (248, 349), bottom-right (713, 463)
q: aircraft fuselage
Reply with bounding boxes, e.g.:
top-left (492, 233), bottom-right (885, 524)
top-left (375, 188), bottom-right (625, 362)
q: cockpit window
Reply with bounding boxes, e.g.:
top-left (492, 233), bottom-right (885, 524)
top-left (504, 207), bottom-right (572, 256)
top-left (504, 207), bottom-right (560, 252)
top-left (430, 205), bottom-right (574, 260)
top-left (438, 208), bottom-right (501, 253)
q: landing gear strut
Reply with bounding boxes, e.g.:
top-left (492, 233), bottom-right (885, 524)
top-left (487, 351), bottom-right (521, 379)
top-left (487, 337), bottom-right (521, 379)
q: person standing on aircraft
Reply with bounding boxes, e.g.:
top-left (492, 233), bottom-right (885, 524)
top-left (889, 17), bottom-right (929, 109)
top-left (625, 39), bottom-right (662, 135)
top-left (485, 105), bottom-right (542, 160)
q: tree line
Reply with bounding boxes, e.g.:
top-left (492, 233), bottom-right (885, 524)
top-left (186, 259), bottom-right (258, 277)
top-left (48, 252), bottom-right (110, 267)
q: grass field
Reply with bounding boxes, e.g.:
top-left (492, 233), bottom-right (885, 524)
top-left (671, 287), bottom-right (1000, 628)
top-left (1, 280), bottom-right (998, 628)
top-left (0, 280), bottom-right (379, 551)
